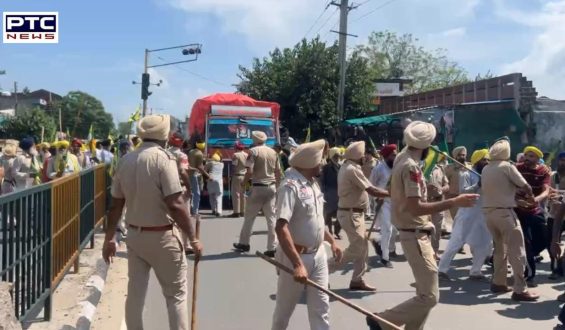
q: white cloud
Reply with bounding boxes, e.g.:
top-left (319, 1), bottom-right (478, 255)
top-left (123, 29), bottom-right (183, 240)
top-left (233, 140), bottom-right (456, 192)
top-left (438, 27), bottom-right (467, 37)
top-left (498, 0), bottom-right (565, 99)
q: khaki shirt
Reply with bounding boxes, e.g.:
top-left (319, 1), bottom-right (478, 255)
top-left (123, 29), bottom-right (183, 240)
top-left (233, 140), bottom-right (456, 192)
top-left (445, 163), bottom-right (464, 196)
top-left (276, 168), bottom-right (325, 250)
top-left (111, 142), bottom-right (183, 227)
top-left (232, 151), bottom-right (248, 176)
top-left (391, 148), bottom-right (429, 229)
top-left (427, 164), bottom-right (448, 201)
top-left (13, 153), bottom-right (39, 189)
top-left (338, 160), bottom-right (372, 209)
top-left (550, 171), bottom-right (565, 219)
top-left (246, 145), bottom-right (277, 184)
top-left (481, 160), bottom-right (528, 208)
top-left (187, 149), bottom-right (204, 176)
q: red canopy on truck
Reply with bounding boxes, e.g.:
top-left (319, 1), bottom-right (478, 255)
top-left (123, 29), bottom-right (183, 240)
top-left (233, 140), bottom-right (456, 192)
top-left (188, 93), bottom-right (280, 138)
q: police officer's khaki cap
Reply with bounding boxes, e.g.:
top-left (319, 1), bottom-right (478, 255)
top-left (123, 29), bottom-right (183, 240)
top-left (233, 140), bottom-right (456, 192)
top-left (289, 139), bottom-right (326, 169)
top-left (403, 121), bottom-right (436, 149)
top-left (252, 131), bottom-right (267, 144)
top-left (344, 141), bottom-right (365, 160)
top-left (489, 138), bottom-right (511, 161)
top-left (137, 114), bottom-right (170, 141)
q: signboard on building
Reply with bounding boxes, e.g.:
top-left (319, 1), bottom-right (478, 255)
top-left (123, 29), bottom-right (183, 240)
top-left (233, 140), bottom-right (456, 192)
top-left (374, 82), bottom-right (403, 97)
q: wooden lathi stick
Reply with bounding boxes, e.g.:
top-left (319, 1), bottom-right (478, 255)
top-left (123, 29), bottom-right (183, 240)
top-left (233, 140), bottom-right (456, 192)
top-left (366, 199), bottom-right (384, 240)
top-left (191, 215), bottom-right (201, 330)
top-left (256, 251), bottom-right (402, 330)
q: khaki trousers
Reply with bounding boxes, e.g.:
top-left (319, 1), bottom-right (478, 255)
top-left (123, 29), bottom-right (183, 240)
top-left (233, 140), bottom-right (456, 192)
top-left (334, 210), bottom-right (368, 282)
top-left (484, 208), bottom-right (527, 293)
top-left (238, 185), bottom-right (277, 251)
top-left (378, 232), bottom-right (439, 330)
top-left (231, 175), bottom-right (246, 214)
top-left (125, 228), bottom-right (189, 330)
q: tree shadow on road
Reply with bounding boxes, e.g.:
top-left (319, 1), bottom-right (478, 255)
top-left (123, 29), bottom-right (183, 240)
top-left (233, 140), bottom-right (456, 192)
top-left (496, 299), bottom-right (560, 321)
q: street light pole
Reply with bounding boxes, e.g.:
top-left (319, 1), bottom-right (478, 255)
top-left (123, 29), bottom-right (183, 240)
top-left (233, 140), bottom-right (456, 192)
top-left (142, 49), bottom-right (149, 117)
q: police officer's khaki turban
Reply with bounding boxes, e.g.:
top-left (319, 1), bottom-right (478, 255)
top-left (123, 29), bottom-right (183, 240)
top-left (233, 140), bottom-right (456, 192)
top-left (489, 137), bottom-right (511, 161)
top-left (137, 114), bottom-right (170, 141)
top-left (252, 131), bottom-right (267, 144)
top-left (289, 139), bottom-right (326, 169)
top-left (452, 146), bottom-right (467, 158)
top-left (403, 121), bottom-right (436, 149)
top-left (344, 141), bottom-right (365, 160)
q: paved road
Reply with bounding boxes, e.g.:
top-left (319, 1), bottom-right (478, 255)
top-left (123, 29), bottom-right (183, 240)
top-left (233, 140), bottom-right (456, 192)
top-left (137, 214), bottom-right (563, 330)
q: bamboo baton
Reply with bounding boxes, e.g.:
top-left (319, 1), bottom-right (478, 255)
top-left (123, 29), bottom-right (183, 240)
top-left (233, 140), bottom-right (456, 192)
top-left (191, 215), bottom-right (201, 330)
top-left (366, 199), bottom-right (384, 240)
top-left (256, 251), bottom-right (402, 330)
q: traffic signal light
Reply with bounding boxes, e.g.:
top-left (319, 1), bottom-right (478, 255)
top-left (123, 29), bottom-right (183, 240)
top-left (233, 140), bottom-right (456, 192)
top-left (141, 73), bottom-right (151, 100)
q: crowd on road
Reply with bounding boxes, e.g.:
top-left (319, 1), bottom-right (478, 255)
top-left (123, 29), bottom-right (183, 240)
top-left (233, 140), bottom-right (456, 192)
top-left (66, 113), bottom-right (564, 330)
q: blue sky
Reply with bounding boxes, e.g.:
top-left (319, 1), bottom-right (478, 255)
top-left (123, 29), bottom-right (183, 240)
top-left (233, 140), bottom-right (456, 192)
top-left (1, 0), bottom-right (564, 125)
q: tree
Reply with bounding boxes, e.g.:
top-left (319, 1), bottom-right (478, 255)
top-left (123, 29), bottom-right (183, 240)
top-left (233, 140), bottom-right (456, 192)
top-left (52, 91), bottom-right (115, 139)
top-left (1, 107), bottom-right (57, 142)
top-left (357, 31), bottom-right (470, 93)
top-left (117, 121), bottom-right (133, 136)
top-left (237, 37), bottom-right (373, 140)
top-left (22, 86), bottom-right (31, 95)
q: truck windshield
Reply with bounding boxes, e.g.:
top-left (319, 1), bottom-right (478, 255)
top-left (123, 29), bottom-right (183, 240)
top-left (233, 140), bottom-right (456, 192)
top-left (208, 118), bottom-right (276, 146)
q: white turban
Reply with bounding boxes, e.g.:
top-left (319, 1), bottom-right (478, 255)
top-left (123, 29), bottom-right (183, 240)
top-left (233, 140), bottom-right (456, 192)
top-left (403, 121), bottom-right (436, 149)
top-left (452, 146), bottom-right (467, 158)
top-left (252, 131), bottom-right (267, 144)
top-left (289, 139), bottom-right (326, 169)
top-left (489, 138), bottom-right (511, 161)
top-left (344, 141), bottom-right (365, 160)
top-left (137, 114), bottom-right (170, 141)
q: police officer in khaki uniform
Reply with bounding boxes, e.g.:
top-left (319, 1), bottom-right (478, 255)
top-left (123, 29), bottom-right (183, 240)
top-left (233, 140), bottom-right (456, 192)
top-left (272, 139), bottom-right (343, 330)
top-left (367, 121), bottom-right (478, 330)
top-left (233, 131), bottom-right (280, 257)
top-left (445, 146), bottom-right (468, 219)
top-left (102, 114), bottom-right (203, 330)
top-left (481, 137), bottom-right (539, 301)
top-left (332, 141), bottom-right (389, 292)
top-left (426, 155), bottom-right (450, 257)
top-left (229, 141), bottom-right (248, 218)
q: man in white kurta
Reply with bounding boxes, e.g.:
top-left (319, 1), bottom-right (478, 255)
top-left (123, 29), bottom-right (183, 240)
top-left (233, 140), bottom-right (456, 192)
top-left (272, 139), bottom-right (342, 330)
top-left (368, 144), bottom-right (398, 268)
top-left (438, 149), bottom-right (493, 280)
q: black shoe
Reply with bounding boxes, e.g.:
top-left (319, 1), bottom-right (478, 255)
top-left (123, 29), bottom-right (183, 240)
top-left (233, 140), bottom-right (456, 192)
top-left (185, 249), bottom-right (195, 256)
top-left (366, 313), bottom-right (383, 330)
top-left (371, 239), bottom-right (383, 257)
top-left (263, 250), bottom-right (276, 258)
top-left (534, 255), bottom-right (544, 263)
top-left (438, 272), bottom-right (453, 282)
top-left (334, 234), bottom-right (341, 240)
top-left (381, 259), bottom-right (393, 268)
top-left (227, 213), bottom-right (241, 218)
top-left (389, 251), bottom-right (399, 258)
top-left (526, 277), bottom-right (538, 288)
top-left (233, 243), bottom-right (250, 252)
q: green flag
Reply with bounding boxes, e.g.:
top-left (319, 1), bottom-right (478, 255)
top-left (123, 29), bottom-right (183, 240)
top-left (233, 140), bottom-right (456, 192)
top-left (87, 124), bottom-right (94, 141)
top-left (129, 105), bottom-right (141, 123)
top-left (304, 125), bottom-right (311, 143)
top-left (423, 145), bottom-right (440, 179)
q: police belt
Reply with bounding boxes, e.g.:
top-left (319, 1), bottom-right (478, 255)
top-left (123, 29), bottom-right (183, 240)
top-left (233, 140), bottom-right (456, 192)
top-left (338, 207), bottom-right (365, 213)
top-left (294, 243), bottom-right (318, 254)
top-left (398, 228), bottom-right (433, 236)
top-left (252, 182), bottom-right (275, 187)
top-left (128, 224), bottom-right (174, 232)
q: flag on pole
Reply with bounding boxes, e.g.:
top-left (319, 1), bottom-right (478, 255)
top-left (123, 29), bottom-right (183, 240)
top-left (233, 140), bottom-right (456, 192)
top-left (423, 146), bottom-right (441, 179)
top-left (87, 124), bottom-right (94, 141)
top-left (368, 135), bottom-right (377, 151)
top-left (129, 106), bottom-right (141, 123)
top-left (66, 128), bottom-right (71, 140)
top-left (304, 125), bottom-right (311, 143)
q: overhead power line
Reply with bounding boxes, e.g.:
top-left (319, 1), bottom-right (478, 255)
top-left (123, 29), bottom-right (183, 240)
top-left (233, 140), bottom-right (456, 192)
top-left (303, 1), bottom-right (332, 39)
top-left (314, 7), bottom-right (340, 36)
top-left (156, 56), bottom-right (231, 87)
top-left (351, 0), bottom-right (401, 23)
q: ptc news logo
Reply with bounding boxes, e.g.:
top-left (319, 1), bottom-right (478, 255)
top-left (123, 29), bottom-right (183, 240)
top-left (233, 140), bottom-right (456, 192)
top-left (2, 12), bottom-right (59, 44)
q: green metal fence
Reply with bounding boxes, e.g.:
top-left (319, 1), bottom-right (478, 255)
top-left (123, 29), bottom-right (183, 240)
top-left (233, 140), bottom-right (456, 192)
top-left (0, 164), bottom-right (110, 321)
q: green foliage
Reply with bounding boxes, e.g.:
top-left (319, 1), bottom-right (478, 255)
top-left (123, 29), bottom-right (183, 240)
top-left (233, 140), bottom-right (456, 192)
top-left (1, 107), bottom-right (57, 142)
top-left (117, 121), bottom-right (133, 136)
top-left (52, 91), bottom-right (115, 139)
top-left (357, 31), bottom-right (470, 93)
top-left (237, 37), bottom-right (373, 140)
